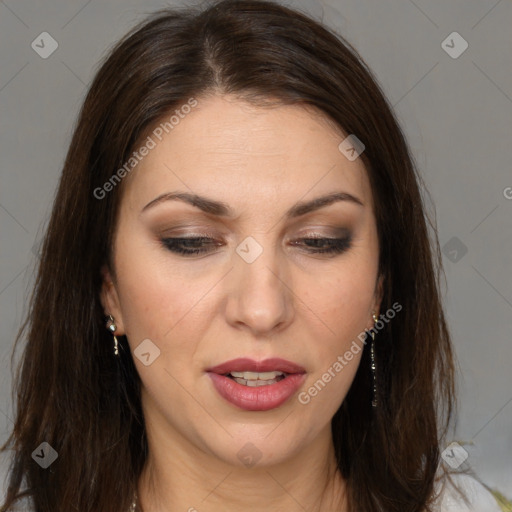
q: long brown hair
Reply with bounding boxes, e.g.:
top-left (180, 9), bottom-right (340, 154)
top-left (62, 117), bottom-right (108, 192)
top-left (1, 1), bottom-right (456, 510)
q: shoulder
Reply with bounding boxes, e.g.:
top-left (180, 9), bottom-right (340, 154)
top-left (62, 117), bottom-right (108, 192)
top-left (432, 471), bottom-right (502, 512)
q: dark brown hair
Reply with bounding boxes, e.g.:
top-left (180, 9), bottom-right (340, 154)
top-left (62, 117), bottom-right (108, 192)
top-left (1, 1), bottom-right (456, 510)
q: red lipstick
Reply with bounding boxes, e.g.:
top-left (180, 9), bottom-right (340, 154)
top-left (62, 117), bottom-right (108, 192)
top-left (206, 357), bottom-right (306, 411)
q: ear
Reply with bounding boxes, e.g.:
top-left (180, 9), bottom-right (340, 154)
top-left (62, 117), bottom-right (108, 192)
top-left (100, 264), bottom-right (125, 335)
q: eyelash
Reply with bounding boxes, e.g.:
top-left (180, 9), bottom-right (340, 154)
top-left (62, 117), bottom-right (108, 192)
top-left (160, 236), bottom-right (352, 256)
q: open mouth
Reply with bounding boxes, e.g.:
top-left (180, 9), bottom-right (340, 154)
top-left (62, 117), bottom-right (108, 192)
top-left (208, 371), bottom-right (306, 411)
top-left (206, 357), bottom-right (306, 411)
top-left (224, 370), bottom-right (288, 387)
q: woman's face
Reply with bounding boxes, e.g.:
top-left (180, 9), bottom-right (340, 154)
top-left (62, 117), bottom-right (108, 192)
top-left (101, 94), bottom-right (382, 468)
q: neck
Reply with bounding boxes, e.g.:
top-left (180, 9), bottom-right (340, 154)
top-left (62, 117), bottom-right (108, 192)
top-left (137, 422), bottom-right (347, 512)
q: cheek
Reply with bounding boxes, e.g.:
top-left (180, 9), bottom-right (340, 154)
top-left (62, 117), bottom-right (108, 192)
top-left (295, 270), bottom-right (373, 417)
top-left (302, 261), bottom-right (377, 337)
top-left (296, 252), bottom-right (377, 403)
top-left (111, 232), bottom-right (194, 348)
top-left (117, 274), bottom-right (209, 357)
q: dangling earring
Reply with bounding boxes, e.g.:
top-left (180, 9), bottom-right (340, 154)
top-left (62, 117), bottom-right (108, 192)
top-left (106, 315), bottom-right (119, 356)
top-left (370, 312), bottom-right (378, 408)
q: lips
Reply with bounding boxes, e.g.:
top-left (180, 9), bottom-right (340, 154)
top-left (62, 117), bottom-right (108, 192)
top-left (206, 357), bottom-right (307, 411)
top-left (206, 357), bottom-right (306, 375)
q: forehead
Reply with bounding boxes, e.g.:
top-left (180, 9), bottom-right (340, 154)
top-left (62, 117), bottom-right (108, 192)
top-left (121, 94), bottom-right (372, 213)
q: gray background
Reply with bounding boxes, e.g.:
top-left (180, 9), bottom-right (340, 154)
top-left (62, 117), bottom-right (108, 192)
top-left (1, 0), bottom-right (511, 500)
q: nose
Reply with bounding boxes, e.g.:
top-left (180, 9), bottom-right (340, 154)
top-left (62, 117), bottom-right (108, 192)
top-left (224, 238), bottom-right (294, 336)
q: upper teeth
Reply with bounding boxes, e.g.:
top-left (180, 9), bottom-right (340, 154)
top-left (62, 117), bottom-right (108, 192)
top-left (229, 371), bottom-right (285, 380)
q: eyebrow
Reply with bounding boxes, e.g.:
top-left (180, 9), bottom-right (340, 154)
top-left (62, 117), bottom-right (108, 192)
top-left (140, 190), bottom-right (364, 218)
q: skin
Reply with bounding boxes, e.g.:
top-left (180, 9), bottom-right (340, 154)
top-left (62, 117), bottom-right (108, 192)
top-left (101, 93), bottom-right (382, 512)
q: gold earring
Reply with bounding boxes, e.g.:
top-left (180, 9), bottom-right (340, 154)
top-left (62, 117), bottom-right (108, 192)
top-left (370, 312), bottom-right (378, 408)
top-left (106, 315), bottom-right (119, 356)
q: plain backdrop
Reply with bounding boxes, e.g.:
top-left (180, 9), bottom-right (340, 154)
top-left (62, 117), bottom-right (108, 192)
top-left (1, 0), bottom-right (511, 500)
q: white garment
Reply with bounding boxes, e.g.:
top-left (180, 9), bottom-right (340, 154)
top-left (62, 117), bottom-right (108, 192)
top-left (433, 472), bottom-right (502, 512)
